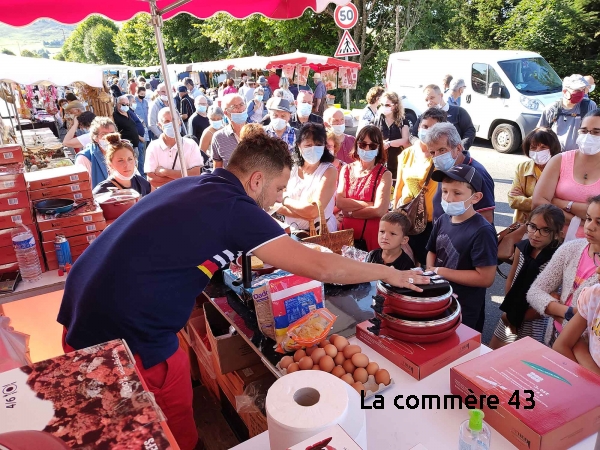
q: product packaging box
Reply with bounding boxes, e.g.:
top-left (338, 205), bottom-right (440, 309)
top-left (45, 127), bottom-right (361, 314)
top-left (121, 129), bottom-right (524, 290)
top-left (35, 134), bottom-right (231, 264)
top-left (450, 337), bottom-right (600, 450)
top-left (39, 189), bottom-right (93, 204)
top-left (0, 144), bottom-right (24, 165)
top-left (0, 166), bottom-right (26, 193)
top-left (0, 191), bottom-right (29, 212)
top-left (0, 339), bottom-right (173, 449)
top-left (40, 220), bottom-right (106, 241)
top-left (28, 180), bottom-right (91, 201)
top-left (41, 231), bottom-right (101, 252)
top-left (24, 165), bottom-right (89, 190)
top-left (287, 425), bottom-right (363, 450)
top-left (0, 208), bottom-right (34, 230)
top-left (36, 204), bottom-right (104, 231)
top-left (0, 262), bottom-right (19, 274)
top-left (356, 320), bottom-right (481, 380)
top-left (45, 242), bottom-right (89, 270)
top-left (204, 301), bottom-right (260, 375)
top-left (0, 240), bottom-right (44, 267)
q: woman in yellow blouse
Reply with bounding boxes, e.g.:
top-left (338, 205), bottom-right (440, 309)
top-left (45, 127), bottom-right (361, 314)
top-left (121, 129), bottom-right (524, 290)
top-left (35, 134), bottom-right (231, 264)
top-left (508, 128), bottom-right (561, 224)
top-left (393, 108), bottom-right (446, 265)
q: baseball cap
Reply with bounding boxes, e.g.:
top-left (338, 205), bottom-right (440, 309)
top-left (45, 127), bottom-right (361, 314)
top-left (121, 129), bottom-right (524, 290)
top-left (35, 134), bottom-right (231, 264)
top-left (258, 76), bottom-right (267, 84)
top-left (432, 164), bottom-right (483, 192)
top-left (563, 74), bottom-right (588, 91)
top-left (178, 85), bottom-right (188, 92)
top-left (64, 101), bottom-right (85, 112)
top-left (267, 97), bottom-right (291, 113)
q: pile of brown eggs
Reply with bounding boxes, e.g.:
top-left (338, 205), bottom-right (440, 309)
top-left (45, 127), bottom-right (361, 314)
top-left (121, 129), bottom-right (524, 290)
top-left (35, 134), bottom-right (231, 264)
top-left (278, 334), bottom-right (391, 396)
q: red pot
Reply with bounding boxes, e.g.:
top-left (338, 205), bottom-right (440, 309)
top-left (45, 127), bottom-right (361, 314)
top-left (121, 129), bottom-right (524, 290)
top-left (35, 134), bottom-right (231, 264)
top-left (96, 189), bottom-right (140, 220)
top-left (380, 300), bottom-right (451, 319)
top-left (378, 318), bottom-right (461, 343)
top-left (376, 281), bottom-right (453, 313)
top-left (374, 297), bottom-right (461, 335)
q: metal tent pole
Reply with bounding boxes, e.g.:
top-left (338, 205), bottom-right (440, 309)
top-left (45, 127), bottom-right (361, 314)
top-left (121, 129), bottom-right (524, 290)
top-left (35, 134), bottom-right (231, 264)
top-left (5, 83), bottom-right (26, 146)
top-left (149, 0), bottom-right (188, 178)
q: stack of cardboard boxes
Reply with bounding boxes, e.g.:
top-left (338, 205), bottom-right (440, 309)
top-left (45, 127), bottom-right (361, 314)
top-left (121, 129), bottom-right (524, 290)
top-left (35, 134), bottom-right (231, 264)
top-left (0, 144), bottom-right (44, 274)
top-left (25, 166), bottom-right (106, 270)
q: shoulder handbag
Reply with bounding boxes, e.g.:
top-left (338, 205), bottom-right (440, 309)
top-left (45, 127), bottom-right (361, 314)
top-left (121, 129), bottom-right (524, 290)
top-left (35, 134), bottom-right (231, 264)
top-left (303, 201), bottom-right (354, 254)
top-left (396, 163), bottom-right (435, 235)
top-left (352, 165), bottom-right (384, 251)
top-left (497, 222), bottom-right (527, 264)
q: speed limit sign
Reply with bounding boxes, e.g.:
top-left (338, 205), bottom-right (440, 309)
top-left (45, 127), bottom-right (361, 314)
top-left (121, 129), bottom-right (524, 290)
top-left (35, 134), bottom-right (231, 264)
top-left (334, 3), bottom-right (359, 30)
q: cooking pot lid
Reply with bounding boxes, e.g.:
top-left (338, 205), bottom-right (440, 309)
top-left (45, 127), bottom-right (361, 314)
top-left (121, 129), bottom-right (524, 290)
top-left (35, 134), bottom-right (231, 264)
top-left (377, 279), bottom-right (451, 298)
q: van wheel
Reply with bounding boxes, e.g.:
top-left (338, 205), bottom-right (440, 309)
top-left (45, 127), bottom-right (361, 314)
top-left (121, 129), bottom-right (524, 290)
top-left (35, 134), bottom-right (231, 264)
top-left (491, 123), bottom-right (520, 154)
top-left (404, 110), bottom-right (418, 131)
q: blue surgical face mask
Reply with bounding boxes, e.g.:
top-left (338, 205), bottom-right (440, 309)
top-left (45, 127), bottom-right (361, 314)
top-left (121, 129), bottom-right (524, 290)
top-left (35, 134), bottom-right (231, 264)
top-left (301, 146), bottom-right (325, 164)
top-left (298, 103), bottom-right (312, 117)
top-left (130, 103), bottom-right (137, 110)
top-left (162, 122), bottom-right (176, 138)
top-left (197, 105), bottom-right (207, 114)
top-left (332, 124), bottom-right (345, 136)
top-left (418, 128), bottom-right (428, 142)
top-left (210, 120), bottom-right (224, 130)
top-left (358, 149), bottom-right (378, 163)
top-left (230, 111), bottom-right (248, 124)
top-left (441, 194), bottom-right (475, 216)
top-left (433, 151), bottom-right (457, 171)
top-left (120, 105), bottom-right (129, 113)
top-left (271, 117), bottom-right (287, 131)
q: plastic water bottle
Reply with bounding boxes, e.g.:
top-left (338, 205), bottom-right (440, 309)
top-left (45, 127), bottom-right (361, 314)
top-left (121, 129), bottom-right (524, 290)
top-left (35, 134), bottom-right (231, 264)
top-left (458, 409), bottom-right (491, 450)
top-left (11, 222), bottom-right (42, 282)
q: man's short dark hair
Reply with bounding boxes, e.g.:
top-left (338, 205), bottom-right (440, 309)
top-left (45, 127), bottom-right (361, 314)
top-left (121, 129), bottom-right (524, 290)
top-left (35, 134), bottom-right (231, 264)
top-left (421, 107), bottom-right (447, 123)
top-left (381, 211), bottom-right (411, 236)
top-left (228, 133), bottom-right (293, 177)
top-left (137, 86), bottom-right (146, 94)
top-left (77, 111), bottom-right (96, 128)
top-left (65, 93), bottom-right (78, 102)
top-left (184, 77), bottom-right (194, 87)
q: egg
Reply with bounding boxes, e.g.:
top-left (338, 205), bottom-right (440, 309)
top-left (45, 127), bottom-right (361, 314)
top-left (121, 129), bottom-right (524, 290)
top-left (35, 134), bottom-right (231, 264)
top-left (333, 352), bottom-right (345, 366)
top-left (298, 356), bottom-right (314, 371)
top-left (319, 355), bottom-right (335, 373)
top-left (343, 344), bottom-right (362, 359)
top-left (312, 365), bottom-right (321, 370)
top-left (352, 381), bottom-right (366, 396)
top-left (341, 373), bottom-right (354, 385)
top-left (342, 359), bottom-right (356, 374)
top-left (351, 353), bottom-right (369, 368)
top-left (287, 363), bottom-right (299, 373)
top-left (279, 356), bottom-right (293, 369)
top-left (311, 348), bottom-right (326, 364)
top-left (319, 340), bottom-right (329, 348)
top-left (324, 344), bottom-right (338, 358)
top-left (366, 362), bottom-right (380, 375)
top-left (353, 367), bottom-right (369, 383)
top-left (332, 335), bottom-right (349, 352)
top-left (331, 365), bottom-right (346, 378)
top-left (329, 333), bottom-right (339, 345)
top-left (294, 349), bottom-right (306, 362)
top-left (375, 369), bottom-right (391, 386)
top-left (305, 346), bottom-right (318, 356)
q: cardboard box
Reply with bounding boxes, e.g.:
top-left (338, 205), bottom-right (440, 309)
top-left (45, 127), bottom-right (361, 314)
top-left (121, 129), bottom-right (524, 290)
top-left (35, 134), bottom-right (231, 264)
top-left (46, 255), bottom-right (79, 271)
top-left (0, 339), bottom-right (172, 448)
top-left (28, 181), bottom-right (91, 201)
top-left (0, 208), bottom-right (34, 230)
top-left (450, 337), bottom-right (600, 450)
top-left (38, 189), bottom-right (93, 204)
top-left (0, 228), bottom-right (13, 248)
top-left (0, 262), bottom-right (19, 274)
top-left (42, 231), bottom-right (101, 252)
top-left (356, 320), bottom-right (481, 380)
top-left (36, 204), bottom-right (104, 231)
top-left (287, 425), bottom-right (363, 450)
top-left (0, 239), bottom-right (43, 266)
top-left (24, 165), bottom-right (89, 190)
top-left (45, 242), bottom-right (89, 263)
top-left (40, 220), bottom-right (106, 241)
top-left (0, 144), bottom-right (24, 164)
top-left (0, 172), bottom-right (25, 193)
top-left (204, 301), bottom-right (260, 375)
top-left (0, 191), bottom-right (29, 212)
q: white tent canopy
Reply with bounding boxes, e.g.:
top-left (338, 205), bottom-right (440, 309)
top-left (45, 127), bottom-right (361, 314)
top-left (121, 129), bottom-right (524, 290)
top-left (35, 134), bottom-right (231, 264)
top-left (0, 55), bottom-right (105, 88)
top-left (191, 54), bottom-right (270, 73)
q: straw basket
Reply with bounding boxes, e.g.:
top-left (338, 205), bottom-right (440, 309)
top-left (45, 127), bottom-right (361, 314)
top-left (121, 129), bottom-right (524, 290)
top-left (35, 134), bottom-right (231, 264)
top-left (302, 201), bottom-right (354, 254)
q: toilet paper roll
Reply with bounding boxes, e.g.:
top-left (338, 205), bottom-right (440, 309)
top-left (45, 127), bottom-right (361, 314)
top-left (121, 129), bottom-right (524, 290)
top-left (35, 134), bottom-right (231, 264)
top-left (266, 371), bottom-right (367, 450)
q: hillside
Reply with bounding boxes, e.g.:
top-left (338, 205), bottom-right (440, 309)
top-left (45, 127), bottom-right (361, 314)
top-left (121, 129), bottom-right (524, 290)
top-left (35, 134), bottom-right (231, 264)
top-left (0, 19), bottom-right (75, 56)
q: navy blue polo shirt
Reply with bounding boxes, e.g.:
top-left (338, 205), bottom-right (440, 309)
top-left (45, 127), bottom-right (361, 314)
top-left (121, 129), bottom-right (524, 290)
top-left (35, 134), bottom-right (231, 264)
top-left (58, 169), bottom-right (286, 369)
top-left (432, 152), bottom-right (495, 222)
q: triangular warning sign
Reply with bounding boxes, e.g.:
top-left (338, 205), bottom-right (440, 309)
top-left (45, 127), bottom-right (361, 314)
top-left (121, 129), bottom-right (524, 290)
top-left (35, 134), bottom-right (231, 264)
top-left (334, 30), bottom-right (360, 57)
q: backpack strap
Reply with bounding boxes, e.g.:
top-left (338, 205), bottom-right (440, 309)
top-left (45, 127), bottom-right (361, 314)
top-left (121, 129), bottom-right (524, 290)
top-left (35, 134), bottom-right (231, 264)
top-left (551, 98), bottom-right (591, 124)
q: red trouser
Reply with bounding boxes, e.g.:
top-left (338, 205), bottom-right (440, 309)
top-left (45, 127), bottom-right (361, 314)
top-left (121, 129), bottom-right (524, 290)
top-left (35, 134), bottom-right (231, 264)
top-left (62, 329), bottom-right (198, 450)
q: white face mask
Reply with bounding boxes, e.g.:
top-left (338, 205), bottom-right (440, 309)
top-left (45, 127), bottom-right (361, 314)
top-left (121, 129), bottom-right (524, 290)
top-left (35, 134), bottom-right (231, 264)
top-left (530, 149), bottom-right (551, 165)
top-left (271, 117), bottom-right (287, 131)
top-left (332, 124), bottom-right (345, 136)
top-left (380, 106), bottom-right (392, 116)
top-left (98, 138), bottom-right (109, 150)
top-left (112, 169), bottom-right (135, 181)
top-left (577, 133), bottom-right (600, 156)
top-left (160, 94), bottom-right (169, 102)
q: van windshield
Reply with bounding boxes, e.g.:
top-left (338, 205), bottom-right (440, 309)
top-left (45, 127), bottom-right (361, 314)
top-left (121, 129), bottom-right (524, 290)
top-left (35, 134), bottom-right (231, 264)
top-left (497, 57), bottom-right (562, 95)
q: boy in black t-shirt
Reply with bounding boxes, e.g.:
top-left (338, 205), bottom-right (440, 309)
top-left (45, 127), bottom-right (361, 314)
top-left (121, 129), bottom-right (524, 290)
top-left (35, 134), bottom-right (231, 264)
top-left (425, 165), bottom-right (497, 332)
top-left (366, 212), bottom-right (415, 270)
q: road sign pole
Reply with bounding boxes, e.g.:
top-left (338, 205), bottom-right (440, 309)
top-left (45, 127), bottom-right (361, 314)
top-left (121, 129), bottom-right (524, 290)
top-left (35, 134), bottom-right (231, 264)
top-left (345, 56), bottom-right (350, 110)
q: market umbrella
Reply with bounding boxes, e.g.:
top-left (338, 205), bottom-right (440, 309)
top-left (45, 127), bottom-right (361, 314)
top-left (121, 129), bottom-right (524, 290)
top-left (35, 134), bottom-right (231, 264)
top-left (265, 50), bottom-right (361, 72)
top-left (0, 0), bottom-right (352, 176)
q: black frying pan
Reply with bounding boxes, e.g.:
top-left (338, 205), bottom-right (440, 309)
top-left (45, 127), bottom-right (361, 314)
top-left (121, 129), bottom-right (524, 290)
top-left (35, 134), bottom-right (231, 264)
top-left (33, 198), bottom-right (74, 215)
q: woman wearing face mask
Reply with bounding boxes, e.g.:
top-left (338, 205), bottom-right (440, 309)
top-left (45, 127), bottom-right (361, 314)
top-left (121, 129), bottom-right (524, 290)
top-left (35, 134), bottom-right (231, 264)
top-left (276, 123), bottom-right (338, 237)
top-left (247, 87), bottom-right (265, 123)
top-left (508, 127), bottom-right (561, 224)
top-left (188, 97), bottom-right (210, 142)
top-left (337, 125), bottom-right (392, 252)
top-left (200, 105), bottom-right (224, 156)
top-left (92, 134), bottom-right (152, 197)
top-left (324, 107), bottom-right (355, 164)
top-left (373, 91), bottom-right (410, 178)
top-left (278, 77), bottom-right (296, 115)
top-left (534, 111), bottom-right (600, 241)
top-left (75, 117), bottom-right (118, 188)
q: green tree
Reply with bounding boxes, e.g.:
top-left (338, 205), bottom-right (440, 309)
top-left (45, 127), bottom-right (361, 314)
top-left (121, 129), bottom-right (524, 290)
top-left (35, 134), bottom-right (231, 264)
top-left (83, 23), bottom-right (121, 63)
top-left (62, 15), bottom-right (119, 63)
top-left (21, 49), bottom-right (40, 58)
top-left (53, 52), bottom-right (66, 61)
top-left (163, 14), bottom-right (222, 63)
top-left (36, 49), bottom-right (50, 59)
top-left (114, 13), bottom-right (158, 66)
top-left (1, 48), bottom-right (15, 55)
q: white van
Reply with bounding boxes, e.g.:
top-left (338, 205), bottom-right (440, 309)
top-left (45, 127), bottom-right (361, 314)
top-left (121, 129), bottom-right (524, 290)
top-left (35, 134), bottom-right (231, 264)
top-left (386, 49), bottom-right (564, 153)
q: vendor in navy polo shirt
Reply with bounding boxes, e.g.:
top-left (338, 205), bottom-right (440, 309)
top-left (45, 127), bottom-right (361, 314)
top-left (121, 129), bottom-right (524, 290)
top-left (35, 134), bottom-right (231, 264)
top-left (58, 133), bottom-right (428, 450)
top-left (422, 122), bottom-right (495, 224)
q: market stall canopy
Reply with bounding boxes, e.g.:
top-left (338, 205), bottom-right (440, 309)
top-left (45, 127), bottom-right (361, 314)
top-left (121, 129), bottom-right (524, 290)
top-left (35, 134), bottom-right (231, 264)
top-left (192, 54), bottom-right (271, 73)
top-left (0, 55), bottom-right (105, 88)
top-left (265, 50), bottom-right (361, 72)
top-left (0, 0), bottom-right (351, 26)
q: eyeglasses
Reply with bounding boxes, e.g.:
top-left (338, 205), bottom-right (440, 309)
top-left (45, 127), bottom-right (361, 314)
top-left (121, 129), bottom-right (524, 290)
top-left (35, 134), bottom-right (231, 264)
top-left (226, 103), bottom-right (246, 112)
top-left (526, 223), bottom-right (552, 237)
top-left (357, 141), bottom-right (379, 150)
top-left (594, 252), bottom-right (600, 267)
top-left (380, 103), bottom-right (394, 108)
top-left (577, 128), bottom-right (600, 136)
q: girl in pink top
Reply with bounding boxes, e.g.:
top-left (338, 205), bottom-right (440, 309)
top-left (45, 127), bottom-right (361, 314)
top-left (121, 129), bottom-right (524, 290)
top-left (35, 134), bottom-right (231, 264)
top-left (222, 78), bottom-right (237, 96)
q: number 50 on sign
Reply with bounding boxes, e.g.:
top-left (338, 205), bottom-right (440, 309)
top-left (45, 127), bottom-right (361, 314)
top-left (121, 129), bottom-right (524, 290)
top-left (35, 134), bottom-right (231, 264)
top-left (334, 3), bottom-right (359, 30)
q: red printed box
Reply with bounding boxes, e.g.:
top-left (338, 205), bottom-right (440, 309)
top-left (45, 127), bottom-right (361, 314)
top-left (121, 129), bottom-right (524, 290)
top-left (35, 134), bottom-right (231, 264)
top-left (25, 165), bottom-right (90, 190)
top-left (28, 181), bottom-right (91, 201)
top-left (0, 208), bottom-right (34, 230)
top-left (0, 239), bottom-right (42, 266)
top-left (45, 242), bottom-right (90, 262)
top-left (0, 172), bottom-right (26, 193)
top-left (40, 220), bottom-right (106, 241)
top-left (356, 320), bottom-right (481, 380)
top-left (0, 191), bottom-right (29, 212)
top-left (36, 205), bottom-right (104, 231)
top-left (0, 144), bottom-right (24, 164)
top-left (0, 262), bottom-right (19, 274)
top-left (42, 231), bottom-right (101, 252)
top-left (38, 189), bottom-right (94, 204)
top-left (450, 337), bottom-right (600, 450)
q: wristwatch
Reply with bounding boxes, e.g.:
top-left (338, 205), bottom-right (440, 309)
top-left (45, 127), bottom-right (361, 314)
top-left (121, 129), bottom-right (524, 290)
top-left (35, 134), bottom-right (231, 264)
top-left (565, 201), bottom-right (574, 213)
top-left (564, 306), bottom-right (575, 321)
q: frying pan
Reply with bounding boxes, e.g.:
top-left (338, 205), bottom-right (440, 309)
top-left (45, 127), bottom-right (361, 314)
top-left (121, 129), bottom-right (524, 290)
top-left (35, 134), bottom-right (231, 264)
top-left (377, 318), bottom-right (461, 343)
top-left (33, 198), bottom-right (74, 215)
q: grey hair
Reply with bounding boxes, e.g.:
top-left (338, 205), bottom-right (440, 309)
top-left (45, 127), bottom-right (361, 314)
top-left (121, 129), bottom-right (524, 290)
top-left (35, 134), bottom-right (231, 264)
top-left (157, 82), bottom-right (166, 91)
top-left (194, 95), bottom-right (208, 106)
top-left (207, 105), bottom-right (223, 120)
top-left (117, 95), bottom-right (130, 104)
top-left (125, 94), bottom-right (135, 104)
top-left (279, 77), bottom-right (290, 89)
top-left (158, 106), bottom-right (180, 124)
top-left (422, 122), bottom-right (462, 148)
top-left (450, 79), bottom-right (466, 91)
top-left (273, 89), bottom-right (284, 98)
top-left (423, 84), bottom-right (442, 95)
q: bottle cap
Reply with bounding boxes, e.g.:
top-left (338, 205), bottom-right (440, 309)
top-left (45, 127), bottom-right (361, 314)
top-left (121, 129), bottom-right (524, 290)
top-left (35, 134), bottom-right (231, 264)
top-left (469, 409), bottom-right (484, 432)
